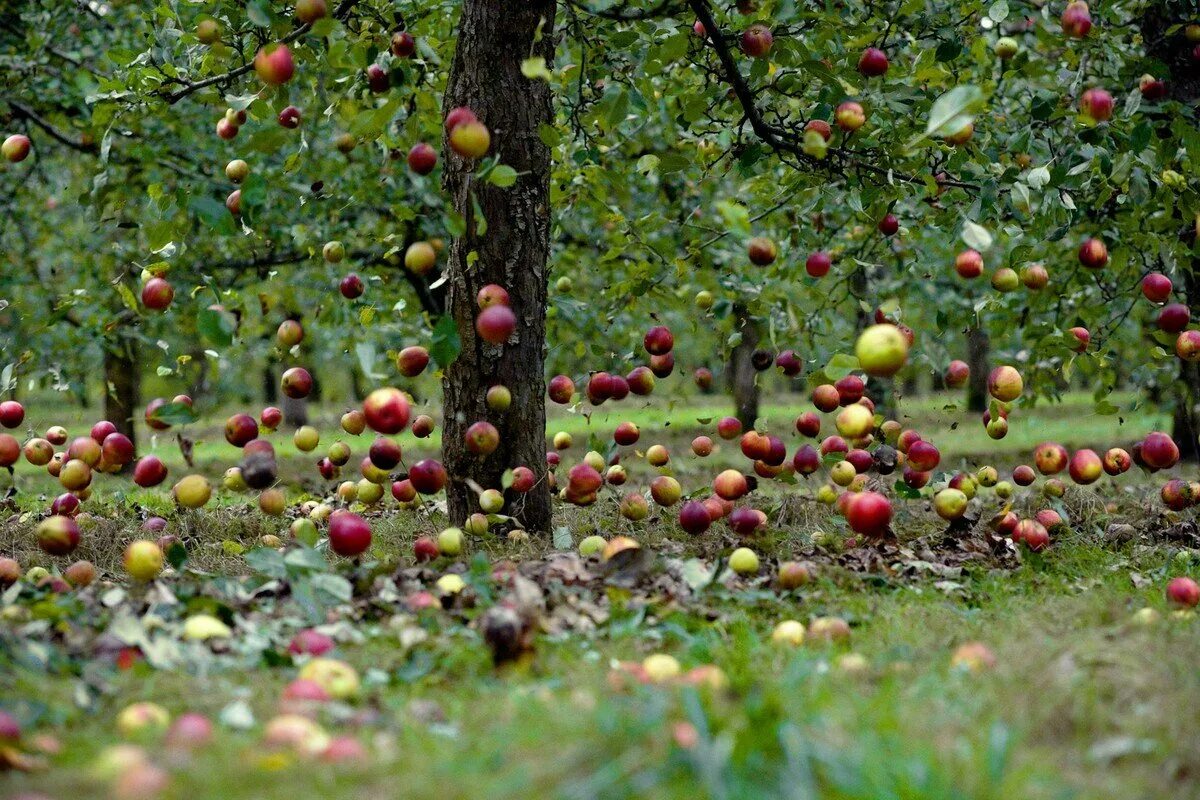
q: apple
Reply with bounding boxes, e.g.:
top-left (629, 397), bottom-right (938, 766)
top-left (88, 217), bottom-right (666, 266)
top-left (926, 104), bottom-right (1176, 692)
top-left (296, 0), bottom-right (326, 22)
top-left (216, 117), bottom-right (239, 139)
top-left (940, 119), bottom-right (974, 145)
top-left (101, 432), bottom-right (134, 467)
top-left (729, 547), bottom-right (759, 574)
top-left (339, 273), bottom-right (364, 299)
top-left (739, 24), bottom-right (773, 58)
top-left (23, 437), bottom-right (53, 466)
top-left (987, 365), bottom-right (1023, 401)
top-left (257, 405), bottom-right (283, 431)
top-left (45, 425), bottom-right (67, 445)
top-left (408, 458), bottom-right (447, 493)
top-left (1161, 478), bottom-right (1194, 511)
top-left (1077, 237), bottom-right (1108, 269)
top-left (1013, 519), bottom-right (1050, 551)
top-left (1061, 1), bottom-right (1092, 38)
top-left (391, 30), bottom-right (416, 57)
top-left (1141, 431), bottom-right (1180, 470)
top-left (933, 487), bottom-right (969, 521)
top-left (57, 457), bottom-right (91, 490)
top-left (802, 250), bottom-right (833, 278)
top-left (835, 404), bottom-right (874, 439)
top-left (1166, 577), bottom-right (1200, 608)
top-left (855, 324), bottom-right (908, 377)
top-left (836, 101), bottom-right (866, 131)
top-left (646, 443), bottom-right (670, 466)
top-left (954, 249), bottom-right (983, 279)
top-left (476, 304), bottom-right (517, 344)
top-left (473, 283), bottom-right (511, 311)
top-left (627, 365), bottom-right (656, 395)
top-left (281, 367), bottom-right (313, 399)
top-left (1176, 331), bottom-right (1200, 362)
top-left (740, 431), bottom-right (770, 460)
top-left (223, 413), bottom-right (257, 447)
top-left (404, 241), bottom-right (436, 274)
top-left (716, 416), bottom-right (743, 439)
top-left (131, 455), bottom-right (167, 488)
top-left (820, 435), bottom-right (849, 458)
top-left (1102, 447), bottom-right (1131, 475)
top-left (1067, 326), bottom-right (1090, 352)
top-left (648, 351), bottom-right (675, 377)
top-left (904, 439), bottom-right (938, 472)
top-left (643, 324), bottom-right (674, 355)
top-left (994, 36), bottom-right (1019, 59)
top-left (746, 237), bottom-right (777, 266)
top-left (1158, 303), bottom-right (1190, 333)
top-left (278, 105), bottom-right (302, 128)
top-left (329, 511), bottom-right (372, 557)
top-left (2, 134), bottom-right (31, 163)
top-left (1142, 272), bottom-right (1172, 302)
top-left (124, 540), bottom-right (164, 581)
top-left (834, 375), bottom-right (865, 405)
top-left (139, 276), bottom-right (174, 311)
top-left (775, 350), bottom-right (802, 376)
top-left (792, 444), bottom-right (820, 475)
top-left (171, 474), bottom-right (211, 508)
top-left (808, 616), bottom-right (851, 644)
top-left (1022, 262), bottom-right (1051, 291)
top-left (1080, 87), bottom-right (1114, 122)
top-left (649, 475), bottom-right (681, 507)
top-left (794, 411), bottom-right (821, 438)
top-left (1139, 74), bottom-right (1167, 101)
top-left (857, 46), bottom-right (888, 77)
top-left (846, 491), bottom-right (892, 537)
top-left (464, 421), bottom-right (499, 455)
top-left (445, 106), bottom-right (478, 133)
top-left (254, 43), bottom-right (295, 85)
top-left (362, 387), bottom-right (411, 434)
top-left (449, 120), bottom-right (491, 158)
top-left (366, 63), bottom-right (390, 93)
top-left (36, 515), bottom-right (80, 555)
top-left (259, 488), bottom-right (286, 516)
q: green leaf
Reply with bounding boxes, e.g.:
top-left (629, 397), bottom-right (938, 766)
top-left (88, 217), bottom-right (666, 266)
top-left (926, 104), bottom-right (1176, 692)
top-left (914, 86), bottom-right (985, 145)
top-left (824, 352), bottom-right (860, 380)
top-left (961, 221), bottom-right (993, 252)
top-left (147, 400), bottom-right (199, 426)
top-left (310, 573), bottom-right (353, 604)
top-left (988, 1), bottom-right (1009, 22)
top-left (552, 526), bottom-right (572, 550)
top-left (487, 165), bottom-right (518, 188)
top-left (355, 341), bottom-right (383, 381)
top-left (521, 57), bottom-right (552, 81)
top-left (244, 547), bottom-right (287, 579)
top-left (189, 195), bottom-right (234, 235)
top-left (430, 315), bottom-right (461, 369)
top-left (197, 306), bottom-right (236, 347)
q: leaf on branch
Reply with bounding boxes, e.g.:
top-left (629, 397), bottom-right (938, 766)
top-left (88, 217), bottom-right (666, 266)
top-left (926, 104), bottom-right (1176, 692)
top-left (912, 86), bottom-right (986, 146)
top-left (961, 220), bottom-right (993, 252)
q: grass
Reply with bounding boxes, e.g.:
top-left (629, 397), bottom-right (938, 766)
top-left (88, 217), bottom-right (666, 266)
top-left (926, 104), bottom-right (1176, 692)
top-left (0, 392), bottom-right (1196, 799)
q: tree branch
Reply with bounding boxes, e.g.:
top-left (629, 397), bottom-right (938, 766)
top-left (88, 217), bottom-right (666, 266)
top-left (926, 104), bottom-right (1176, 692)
top-left (7, 102), bottom-right (97, 154)
top-left (687, 0), bottom-right (978, 192)
top-left (158, 0), bottom-right (359, 104)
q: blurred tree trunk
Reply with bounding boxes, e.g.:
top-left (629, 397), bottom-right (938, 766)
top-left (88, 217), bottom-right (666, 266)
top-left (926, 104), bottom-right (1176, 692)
top-left (440, 0), bottom-right (556, 532)
top-left (1142, 2), bottom-right (1200, 460)
top-left (104, 338), bottom-right (139, 465)
top-left (727, 303), bottom-right (760, 430)
top-left (966, 325), bottom-right (989, 412)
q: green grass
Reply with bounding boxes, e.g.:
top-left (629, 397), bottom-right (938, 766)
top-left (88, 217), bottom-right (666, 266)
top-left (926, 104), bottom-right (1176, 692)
top-left (0, 392), bottom-right (1195, 798)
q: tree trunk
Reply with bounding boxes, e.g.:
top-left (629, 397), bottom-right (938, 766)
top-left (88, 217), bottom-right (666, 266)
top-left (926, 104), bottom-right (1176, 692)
top-left (727, 304), bottom-right (760, 430)
top-left (104, 337), bottom-right (139, 464)
top-left (1143, 2), bottom-right (1200, 460)
top-left (1173, 261), bottom-right (1200, 460)
top-left (966, 325), bottom-right (989, 412)
top-left (440, 0), bottom-right (556, 532)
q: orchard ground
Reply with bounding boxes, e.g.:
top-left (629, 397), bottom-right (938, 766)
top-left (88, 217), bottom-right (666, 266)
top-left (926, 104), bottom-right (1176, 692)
top-left (3, 392), bottom-right (1200, 799)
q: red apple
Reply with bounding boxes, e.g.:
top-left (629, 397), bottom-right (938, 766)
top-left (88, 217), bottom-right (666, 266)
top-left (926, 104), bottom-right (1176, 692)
top-left (476, 304), bottom-right (517, 344)
top-left (740, 24), bottom-right (773, 58)
top-left (363, 387), bottom-right (411, 434)
top-left (857, 46), bottom-right (888, 77)
top-left (407, 142), bottom-right (437, 175)
top-left (548, 375), bottom-right (575, 404)
top-left (281, 367), bottom-right (313, 399)
top-left (1077, 237), bottom-right (1108, 269)
top-left (391, 31), bottom-right (416, 57)
top-left (408, 459), bottom-right (447, 494)
top-left (476, 284), bottom-right (510, 309)
top-left (329, 511), bottom-right (371, 557)
top-left (955, 249), bottom-right (983, 279)
top-left (1079, 87), bottom-right (1113, 122)
top-left (1142, 272), bottom-right (1172, 303)
top-left (1166, 576), bottom-right (1200, 608)
top-left (396, 346), bottom-right (430, 377)
top-left (1158, 303), bottom-right (1190, 333)
top-left (846, 491), bottom-right (892, 537)
top-left (805, 251), bottom-right (831, 278)
top-left (2, 134), bottom-right (32, 163)
top-left (141, 277), bottom-right (174, 311)
top-left (254, 43), bottom-right (295, 85)
top-left (836, 101), bottom-right (867, 132)
top-left (0, 400), bottom-right (24, 428)
top-left (339, 273), bottom-right (364, 299)
top-left (643, 325), bottom-right (674, 355)
top-left (1061, 1), bottom-right (1092, 38)
top-left (278, 106), bottom-right (302, 129)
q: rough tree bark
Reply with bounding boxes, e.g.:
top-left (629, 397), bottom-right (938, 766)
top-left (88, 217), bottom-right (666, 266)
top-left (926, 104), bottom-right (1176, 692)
top-left (966, 325), bottom-right (989, 412)
top-left (1143, 1), bottom-right (1200, 459)
top-left (727, 304), bottom-right (760, 430)
top-left (440, 0), bottom-right (556, 532)
top-left (103, 337), bottom-right (139, 463)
